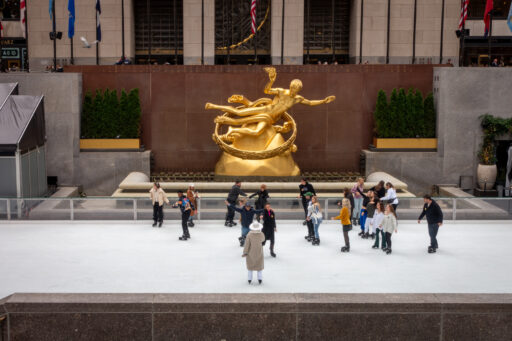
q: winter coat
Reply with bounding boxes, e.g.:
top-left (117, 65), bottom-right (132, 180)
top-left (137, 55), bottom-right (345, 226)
top-left (371, 186), bottom-right (386, 199)
top-left (333, 207), bottom-right (351, 225)
top-left (243, 231), bottom-right (265, 271)
top-left (373, 212), bottom-right (385, 229)
top-left (249, 190), bottom-right (269, 209)
top-left (299, 182), bottom-right (316, 200)
top-left (382, 188), bottom-right (399, 205)
top-left (366, 202), bottom-right (377, 218)
top-left (227, 185), bottom-right (247, 204)
top-left (351, 183), bottom-right (364, 199)
top-left (230, 204), bottom-right (264, 227)
top-left (381, 214), bottom-right (397, 234)
top-left (186, 189), bottom-right (198, 209)
top-left (150, 188), bottom-right (169, 206)
top-left (262, 209), bottom-right (276, 237)
top-left (418, 200), bottom-right (443, 224)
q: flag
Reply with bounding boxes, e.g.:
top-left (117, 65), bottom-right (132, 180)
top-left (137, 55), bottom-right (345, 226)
top-left (484, 0), bottom-right (493, 37)
top-left (507, 1), bottom-right (512, 32)
top-left (251, 0), bottom-right (257, 34)
top-left (96, 0), bottom-right (102, 41)
top-left (49, 0), bottom-right (54, 21)
top-left (458, 0), bottom-right (469, 30)
top-left (0, 22), bottom-right (3, 39)
top-left (20, 0), bottom-right (26, 38)
top-left (68, 0), bottom-right (75, 38)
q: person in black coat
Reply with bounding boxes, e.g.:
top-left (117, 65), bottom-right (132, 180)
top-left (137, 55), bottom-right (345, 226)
top-left (172, 191), bottom-right (192, 241)
top-left (260, 203), bottom-right (277, 257)
top-left (225, 180), bottom-right (247, 227)
top-left (225, 200), bottom-right (264, 246)
top-left (418, 195), bottom-right (443, 253)
top-left (371, 180), bottom-right (386, 199)
top-left (298, 178), bottom-right (316, 224)
top-left (249, 184), bottom-right (269, 221)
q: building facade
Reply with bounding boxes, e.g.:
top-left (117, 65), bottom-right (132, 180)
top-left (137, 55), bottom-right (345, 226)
top-left (1, 0), bottom-right (511, 70)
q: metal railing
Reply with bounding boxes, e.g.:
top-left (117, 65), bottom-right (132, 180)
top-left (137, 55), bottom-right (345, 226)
top-left (1, 196), bottom-right (512, 222)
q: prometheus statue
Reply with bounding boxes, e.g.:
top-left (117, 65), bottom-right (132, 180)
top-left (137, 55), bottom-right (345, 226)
top-left (205, 67), bottom-right (335, 177)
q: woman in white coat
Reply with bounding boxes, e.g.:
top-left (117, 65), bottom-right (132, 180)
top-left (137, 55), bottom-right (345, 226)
top-left (381, 182), bottom-right (399, 212)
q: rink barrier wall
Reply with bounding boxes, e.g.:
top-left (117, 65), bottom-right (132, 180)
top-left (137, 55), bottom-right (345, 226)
top-left (1, 197), bottom-right (511, 221)
top-left (1, 293), bottom-right (512, 341)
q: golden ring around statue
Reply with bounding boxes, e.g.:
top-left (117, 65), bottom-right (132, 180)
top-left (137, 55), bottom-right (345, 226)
top-left (212, 112), bottom-right (297, 160)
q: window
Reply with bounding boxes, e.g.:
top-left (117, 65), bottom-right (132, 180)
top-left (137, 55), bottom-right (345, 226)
top-left (468, 0), bottom-right (511, 19)
top-left (0, 0), bottom-right (20, 20)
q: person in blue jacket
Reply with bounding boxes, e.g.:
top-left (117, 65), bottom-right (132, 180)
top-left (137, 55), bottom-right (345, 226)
top-left (225, 200), bottom-right (264, 247)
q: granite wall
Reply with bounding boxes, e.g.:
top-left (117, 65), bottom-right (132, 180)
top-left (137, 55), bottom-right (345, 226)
top-left (1, 293), bottom-right (512, 341)
top-left (65, 64), bottom-right (440, 173)
top-left (365, 67), bottom-right (512, 194)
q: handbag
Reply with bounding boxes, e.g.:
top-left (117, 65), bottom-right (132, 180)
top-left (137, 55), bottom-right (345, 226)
top-left (387, 198), bottom-right (396, 204)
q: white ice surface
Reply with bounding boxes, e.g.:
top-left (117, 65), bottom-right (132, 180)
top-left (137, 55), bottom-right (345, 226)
top-left (1, 220), bottom-right (511, 298)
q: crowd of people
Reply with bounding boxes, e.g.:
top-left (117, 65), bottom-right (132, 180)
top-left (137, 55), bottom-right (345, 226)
top-left (149, 177), bottom-right (444, 284)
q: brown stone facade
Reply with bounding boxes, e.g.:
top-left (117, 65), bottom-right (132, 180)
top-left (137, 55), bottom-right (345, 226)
top-left (66, 64), bottom-right (441, 173)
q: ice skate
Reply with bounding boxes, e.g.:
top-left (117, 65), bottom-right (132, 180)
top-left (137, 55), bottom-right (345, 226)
top-left (372, 245), bottom-right (379, 249)
top-left (224, 221), bottom-right (229, 227)
top-left (428, 247), bottom-right (436, 253)
top-left (270, 251), bottom-right (276, 257)
top-left (358, 231), bottom-right (364, 236)
top-left (363, 232), bottom-right (369, 239)
top-left (312, 238), bottom-right (320, 246)
top-left (302, 220), bottom-right (307, 225)
top-left (179, 235), bottom-right (188, 241)
top-left (188, 221), bottom-right (194, 227)
top-left (231, 221), bottom-right (237, 226)
top-left (158, 222), bottom-right (163, 228)
top-left (386, 249), bottom-right (392, 255)
top-left (258, 279), bottom-right (262, 284)
top-left (248, 280), bottom-right (252, 284)
top-left (152, 222), bottom-right (157, 227)
top-left (370, 233), bottom-right (375, 240)
top-left (341, 246), bottom-right (350, 253)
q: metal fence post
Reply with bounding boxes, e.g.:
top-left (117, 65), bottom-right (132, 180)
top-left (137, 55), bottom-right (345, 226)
top-left (198, 199), bottom-right (201, 221)
top-left (324, 199), bottom-right (329, 220)
top-left (452, 198), bottom-right (456, 221)
top-left (6, 199), bottom-right (10, 220)
top-left (133, 199), bottom-right (138, 221)
top-left (70, 199), bottom-right (74, 221)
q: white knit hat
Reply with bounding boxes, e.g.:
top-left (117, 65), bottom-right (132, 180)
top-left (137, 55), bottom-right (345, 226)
top-left (189, 183), bottom-right (195, 188)
top-left (249, 222), bottom-right (263, 231)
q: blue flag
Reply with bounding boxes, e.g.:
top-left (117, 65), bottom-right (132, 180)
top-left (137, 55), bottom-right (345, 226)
top-left (68, 0), bottom-right (75, 38)
top-left (508, 2), bottom-right (512, 32)
top-left (49, 0), bottom-right (54, 21)
top-left (96, 0), bottom-right (101, 42)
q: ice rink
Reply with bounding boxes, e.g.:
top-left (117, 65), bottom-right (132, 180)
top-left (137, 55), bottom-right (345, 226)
top-left (1, 220), bottom-right (511, 298)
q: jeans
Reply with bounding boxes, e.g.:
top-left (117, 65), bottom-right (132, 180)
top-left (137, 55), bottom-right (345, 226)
top-left (353, 197), bottom-right (363, 220)
top-left (242, 225), bottom-right (250, 237)
top-left (359, 209), bottom-right (367, 232)
top-left (153, 203), bottom-right (163, 223)
top-left (428, 223), bottom-right (439, 249)
top-left (385, 232), bottom-right (392, 249)
top-left (313, 220), bottom-right (321, 239)
top-left (373, 228), bottom-right (387, 248)
top-left (181, 210), bottom-right (191, 236)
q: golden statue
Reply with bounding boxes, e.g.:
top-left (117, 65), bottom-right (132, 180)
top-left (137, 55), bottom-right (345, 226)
top-left (205, 67), bottom-right (335, 177)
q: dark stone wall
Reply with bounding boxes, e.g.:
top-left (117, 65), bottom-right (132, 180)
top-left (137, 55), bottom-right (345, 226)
top-left (66, 65), bottom-right (440, 173)
top-left (2, 293), bottom-right (512, 341)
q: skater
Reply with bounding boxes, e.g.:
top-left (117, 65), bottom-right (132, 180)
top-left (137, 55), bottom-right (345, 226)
top-left (362, 191), bottom-right (377, 239)
top-left (298, 178), bottom-right (316, 225)
top-left (249, 184), bottom-right (269, 221)
top-left (307, 196), bottom-right (323, 246)
top-left (351, 178), bottom-right (365, 226)
top-left (243, 222), bottom-right (266, 284)
top-left (359, 189), bottom-right (371, 237)
top-left (149, 182), bottom-right (170, 227)
top-left (381, 204), bottom-right (398, 254)
top-left (226, 200), bottom-right (264, 246)
top-left (186, 184), bottom-right (200, 227)
top-left (225, 180), bottom-right (247, 227)
top-left (261, 203), bottom-right (277, 257)
top-left (332, 198), bottom-right (352, 253)
top-left (372, 202), bottom-right (386, 249)
top-left (343, 187), bottom-right (355, 220)
top-left (382, 182), bottom-right (399, 212)
top-left (173, 191), bottom-right (192, 241)
top-left (303, 192), bottom-right (315, 242)
top-left (371, 180), bottom-right (386, 199)
top-left (417, 194), bottom-right (443, 253)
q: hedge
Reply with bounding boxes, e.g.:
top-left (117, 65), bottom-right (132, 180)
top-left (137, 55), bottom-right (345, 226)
top-left (81, 88), bottom-right (142, 139)
top-left (373, 88), bottom-right (436, 138)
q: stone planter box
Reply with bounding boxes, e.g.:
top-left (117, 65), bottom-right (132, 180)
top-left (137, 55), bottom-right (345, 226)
top-left (373, 138), bottom-right (437, 150)
top-left (80, 139), bottom-right (140, 150)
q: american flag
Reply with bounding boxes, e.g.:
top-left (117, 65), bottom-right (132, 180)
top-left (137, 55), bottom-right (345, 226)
top-left (458, 0), bottom-right (469, 30)
top-left (251, 0), bottom-right (257, 34)
top-left (20, 0), bottom-right (26, 38)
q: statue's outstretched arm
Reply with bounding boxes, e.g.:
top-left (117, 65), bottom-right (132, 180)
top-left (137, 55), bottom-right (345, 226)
top-left (263, 67), bottom-right (279, 95)
top-left (299, 95), bottom-right (336, 106)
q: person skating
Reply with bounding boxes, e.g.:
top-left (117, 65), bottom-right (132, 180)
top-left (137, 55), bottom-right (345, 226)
top-left (359, 189), bottom-right (371, 237)
top-left (381, 204), bottom-right (398, 254)
top-left (225, 200), bottom-right (264, 246)
top-left (260, 203), bottom-right (277, 257)
top-left (225, 180), bottom-right (247, 227)
top-left (382, 182), bottom-right (399, 212)
top-left (332, 198), bottom-right (352, 252)
top-left (307, 196), bottom-right (323, 246)
top-left (173, 191), bottom-right (192, 241)
top-left (417, 194), bottom-right (443, 253)
top-left (249, 184), bottom-right (269, 222)
top-left (351, 178), bottom-right (365, 226)
top-left (372, 202), bottom-right (386, 250)
top-left (371, 180), bottom-right (386, 199)
top-left (298, 178), bottom-right (316, 225)
top-left (149, 182), bottom-right (170, 227)
top-left (342, 187), bottom-right (355, 229)
top-left (186, 184), bottom-right (200, 227)
top-left (362, 191), bottom-right (377, 239)
top-left (242, 222), bottom-right (266, 284)
top-left (303, 192), bottom-right (315, 242)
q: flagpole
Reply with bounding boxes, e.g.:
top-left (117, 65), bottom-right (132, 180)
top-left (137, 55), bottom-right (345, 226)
top-left (121, 0), bottom-right (125, 60)
top-left (488, 10), bottom-right (492, 66)
top-left (53, 0), bottom-right (57, 71)
top-left (23, 0), bottom-right (29, 71)
top-left (70, 37), bottom-right (74, 64)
